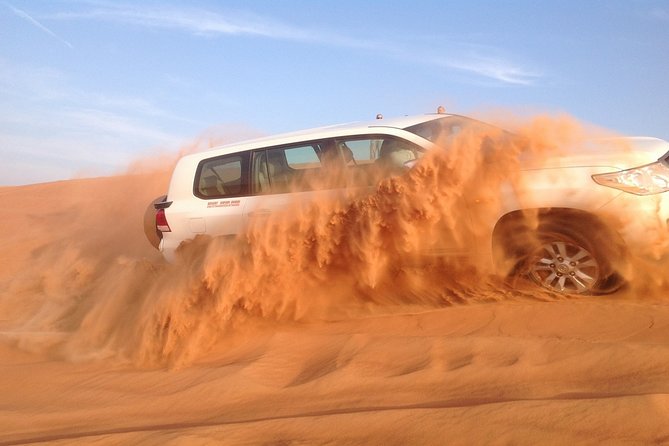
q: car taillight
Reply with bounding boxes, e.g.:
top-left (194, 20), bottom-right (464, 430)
top-left (592, 161), bottom-right (669, 195)
top-left (156, 209), bottom-right (172, 232)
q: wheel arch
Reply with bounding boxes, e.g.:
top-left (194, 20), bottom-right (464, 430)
top-left (495, 205), bottom-right (618, 236)
top-left (491, 207), bottom-right (629, 292)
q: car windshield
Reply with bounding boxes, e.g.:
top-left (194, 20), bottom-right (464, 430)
top-left (404, 115), bottom-right (507, 145)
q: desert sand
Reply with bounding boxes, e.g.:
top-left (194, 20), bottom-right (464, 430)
top-left (2, 120), bottom-right (669, 445)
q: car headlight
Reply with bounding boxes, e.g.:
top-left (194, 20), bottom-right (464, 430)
top-left (592, 161), bottom-right (669, 195)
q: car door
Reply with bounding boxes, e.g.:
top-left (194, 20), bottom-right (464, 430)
top-left (193, 152), bottom-right (251, 239)
top-left (243, 142), bottom-right (346, 231)
top-left (333, 134), bottom-right (475, 256)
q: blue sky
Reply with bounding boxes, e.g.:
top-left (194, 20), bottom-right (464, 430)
top-left (2, 1), bottom-right (668, 185)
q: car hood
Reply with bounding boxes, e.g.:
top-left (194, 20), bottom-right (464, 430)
top-left (524, 136), bottom-right (669, 171)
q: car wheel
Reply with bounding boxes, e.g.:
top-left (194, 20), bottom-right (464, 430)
top-left (498, 214), bottom-right (626, 295)
top-left (525, 234), bottom-right (603, 294)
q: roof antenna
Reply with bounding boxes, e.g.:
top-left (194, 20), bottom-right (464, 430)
top-left (437, 105), bottom-right (445, 114)
top-left (376, 113), bottom-right (383, 120)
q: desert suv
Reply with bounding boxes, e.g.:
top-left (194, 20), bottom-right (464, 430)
top-left (144, 112), bottom-right (669, 295)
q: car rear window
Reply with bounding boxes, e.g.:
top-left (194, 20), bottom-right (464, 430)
top-left (194, 153), bottom-right (249, 199)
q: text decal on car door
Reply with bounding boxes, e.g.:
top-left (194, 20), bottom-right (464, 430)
top-left (207, 200), bottom-right (241, 208)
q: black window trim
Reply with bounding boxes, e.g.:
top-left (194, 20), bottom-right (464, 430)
top-left (193, 152), bottom-right (251, 200)
top-left (193, 134), bottom-right (425, 199)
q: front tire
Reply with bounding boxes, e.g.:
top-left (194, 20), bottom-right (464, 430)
top-left (525, 233), bottom-right (602, 294)
top-left (497, 212), bottom-right (626, 295)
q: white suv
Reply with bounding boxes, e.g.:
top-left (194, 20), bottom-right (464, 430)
top-left (144, 112), bottom-right (669, 295)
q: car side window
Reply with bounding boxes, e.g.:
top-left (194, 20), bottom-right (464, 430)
top-left (265, 146), bottom-right (303, 193)
top-left (333, 136), bottom-right (422, 165)
top-left (194, 154), bottom-right (249, 199)
top-left (333, 138), bottom-right (383, 164)
top-left (374, 137), bottom-right (422, 168)
top-left (252, 143), bottom-right (331, 194)
top-left (249, 136), bottom-right (424, 194)
top-left (331, 136), bottom-right (423, 186)
top-left (284, 146), bottom-right (321, 169)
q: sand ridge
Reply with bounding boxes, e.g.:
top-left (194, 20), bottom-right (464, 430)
top-left (2, 116), bottom-right (669, 444)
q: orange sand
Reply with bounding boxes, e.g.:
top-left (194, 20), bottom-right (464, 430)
top-left (2, 117), bottom-right (669, 444)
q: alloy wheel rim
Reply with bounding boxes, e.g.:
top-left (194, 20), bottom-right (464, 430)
top-left (528, 241), bottom-right (600, 294)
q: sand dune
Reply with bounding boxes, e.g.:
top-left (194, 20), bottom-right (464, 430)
top-left (2, 117), bottom-right (669, 444)
top-left (2, 296), bottom-right (669, 444)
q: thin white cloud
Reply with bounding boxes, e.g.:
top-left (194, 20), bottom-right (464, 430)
top-left (5, 2), bottom-right (74, 48)
top-left (49, 4), bottom-right (314, 41)
top-left (0, 62), bottom-right (69, 101)
top-left (62, 108), bottom-right (177, 142)
top-left (0, 59), bottom-right (198, 125)
top-left (0, 61), bottom-right (189, 185)
top-left (48, 3), bottom-right (539, 85)
top-left (444, 54), bottom-right (540, 86)
top-left (0, 106), bottom-right (185, 185)
top-left (1, 105), bottom-right (183, 160)
top-left (391, 44), bottom-right (541, 86)
top-left (650, 8), bottom-right (669, 21)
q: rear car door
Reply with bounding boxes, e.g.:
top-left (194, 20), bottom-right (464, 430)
top-left (243, 142), bottom-right (345, 229)
top-left (193, 151), bottom-right (251, 238)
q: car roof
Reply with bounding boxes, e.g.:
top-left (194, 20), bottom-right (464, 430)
top-left (188, 113), bottom-right (449, 159)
